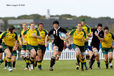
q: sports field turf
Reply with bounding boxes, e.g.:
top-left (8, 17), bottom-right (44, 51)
top-left (0, 60), bottom-right (114, 76)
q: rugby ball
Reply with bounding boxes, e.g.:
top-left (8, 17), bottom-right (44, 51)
top-left (59, 32), bottom-right (67, 39)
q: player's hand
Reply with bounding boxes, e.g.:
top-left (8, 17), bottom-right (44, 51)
top-left (95, 32), bottom-right (98, 37)
top-left (32, 33), bottom-right (37, 37)
top-left (19, 41), bottom-right (22, 46)
top-left (37, 36), bottom-right (41, 39)
top-left (45, 43), bottom-right (48, 47)
top-left (0, 45), bottom-right (3, 48)
top-left (40, 41), bottom-right (44, 45)
top-left (13, 46), bottom-right (17, 51)
top-left (60, 37), bottom-right (65, 41)
top-left (24, 41), bottom-right (27, 44)
top-left (82, 37), bottom-right (87, 41)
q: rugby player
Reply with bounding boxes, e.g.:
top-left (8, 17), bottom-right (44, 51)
top-left (89, 24), bottom-right (104, 69)
top-left (102, 26), bottom-right (114, 69)
top-left (23, 22), bottom-right (41, 70)
top-left (45, 20), bottom-right (68, 71)
top-left (0, 26), bottom-right (18, 72)
top-left (18, 23), bottom-right (28, 70)
top-left (36, 23), bottom-right (48, 70)
top-left (68, 23), bottom-right (87, 71)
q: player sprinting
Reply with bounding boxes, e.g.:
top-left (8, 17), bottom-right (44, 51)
top-left (18, 23), bottom-right (29, 70)
top-left (0, 31), bottom-right (3, 63)
top-left (23, 22), bottom-right (41, 70)
top-left (89, 24), bottom-right (104, 69)
top-left (80, 18), bottom-right (92, 68)
top-left (102, 26), bottom-right (114, 69)
top-left (68, 23), bottom-right (87, 71)
top-left (35, 23), bottom-right (48, 70)
top-left (0, 26), bottom-right (18, 72)
top-left (45, 20), bottom-right (68, 71)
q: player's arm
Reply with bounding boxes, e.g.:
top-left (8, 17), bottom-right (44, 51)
top-left (60, 28), bottom-right (70, 41)
top-left (22, 30), bottom-right (28, 44)
top-left (40, 30), bottom-right (48, 45)
top-left (45, 29), bottom-right (53, 47)
top-left (67, 29), bottom-right (75, 39)
top-left (95, 32), bottom-right (104, 41)
top-left (82, 31), bottom-right (87, 41)
top-left (18, 34), bottom-right (22, 45)
top-left (31, 29), bottom-right (41, 39)
top-left (13, 32), bottom-right (18, 51)
top-left (0, 32), bottom-right (7, 40)
top-left (110, 32), bottom-right (114, 40)
top-left (87, 26), bottom-right (92, 37)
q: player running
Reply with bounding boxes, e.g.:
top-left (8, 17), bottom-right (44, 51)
top-left (80, 18), bottom-right (92, 67)
top-left (0, 31), bottom-right (3, 62)
top-left (0, 26), bottom-right (18, 72)
top-left (35, 23), bottom-right (48, 70)
top-left (18, 23), bottom-right (29, 70)
top-left (45, 20), bottom-right (69, 71)
top-left (23, 22), bottom-right (41, 70)
top-left (102, 26), bottom-right (114, 69)
top-left (68, 23), bottom-right (87, 71)
top-left (89, 24), bottom-right (104, 69)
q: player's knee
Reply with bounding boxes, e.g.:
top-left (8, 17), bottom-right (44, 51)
top-left (21, 50), bottom-right (26, 57)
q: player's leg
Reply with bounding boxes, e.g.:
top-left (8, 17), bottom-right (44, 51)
top-left (37, 48), bottom-right (42, 70)
top-left (102, 48), bottom-right (108, 69)
top-left (4, 56), bottom-right (7, 69)
top-left (88, 46), bottom-right (94, 64)
top-left (25, 50), bottom-right (30, 70)
top-left (93, 47), bottom-right (100, 69)
top-left (25, 45), bottom-right (31, 70)
top-left (20, 50), bottom-right (26, 61)
top-left (11, 56), bottom-right (16, 69)
top-left (49, 45), bottom-right (61, 71)
top-left (73, 45), bottom-right (81, 70)
top-left (0, 46), bottom-right (4, 65)
top-left (0, 45), bottom-right (3, 60)
top-left (108, 48), bottom-right (113, 68)
top-left (4, 48), bottom-right (12, 72)
top-left (11, 50), bottom-right (17, 69)
top-left (89, 47), bottom-right (98, 69)
top-left (0, 53), bottom-right (3, 60)
top-left (34, 55), bottom-right (38, 67)
top-left (37, 45), bottom-right (46, 70)
top-left (80, 46), bottom-right (87, 71)
top-left (30, 48), bottom-right (36, 70)
top-left (0, 53), bottom-right (4, 65)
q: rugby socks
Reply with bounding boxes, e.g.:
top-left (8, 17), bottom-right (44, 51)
top-left (0, 58), bottom-right (5, 64)
top-left (97, 61), bottom-right (100, 68)
top-left (30, 57), bottom-right (34, 64)
top-left (50, 56), bottom-right (56, 68)
top-left (13, 62), bottom-right (16, 68)
top-left (76, 56), bottom-right (80, 65)
top-left (5, 60), bottom-right (7, 67)
top-left (81, 63), bottom-right (84, 71)
top-left (38, 60), bottom-right (42, 70)
top-left (25, 58), bottom-right (30, 68)
top-left (80, 58), bottom-right (87, 70)
top-left (34, 61), bottom-right (38, 67)
top-left (24, 57), bottom-right (26, 61)
top-left (109, 59), bottom-right (113, 68)
top-left (7, 57), bottom-right (11, 68)
top-left (105, 61), bottom-right (108, 69)
top-left (89, 55), bottom-right (95, 69)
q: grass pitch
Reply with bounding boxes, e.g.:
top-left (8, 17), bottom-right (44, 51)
top-left (0, 60), bottom-right (114, 76)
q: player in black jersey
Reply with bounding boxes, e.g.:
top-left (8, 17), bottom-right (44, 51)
top-left (89, 24), bottom-right (104, 69)
top-left (45, 20), bottom-right (69, 71)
